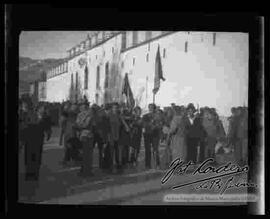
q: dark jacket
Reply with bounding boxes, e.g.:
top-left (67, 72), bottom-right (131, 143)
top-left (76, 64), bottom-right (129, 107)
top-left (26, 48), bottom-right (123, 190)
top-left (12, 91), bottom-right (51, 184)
top-left (184, 115), bottom-right (206, 140)
top-left (142, 112), bottom-right (155, 135)
top-left (109, 112), bottom-right (121, 141)
top-left (99, 112), bottom-right (111, 142)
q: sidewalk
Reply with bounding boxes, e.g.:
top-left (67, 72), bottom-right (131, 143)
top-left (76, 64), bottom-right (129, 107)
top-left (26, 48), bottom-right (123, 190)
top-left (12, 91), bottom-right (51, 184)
top-left (40, 169), bottom-right (248, 205)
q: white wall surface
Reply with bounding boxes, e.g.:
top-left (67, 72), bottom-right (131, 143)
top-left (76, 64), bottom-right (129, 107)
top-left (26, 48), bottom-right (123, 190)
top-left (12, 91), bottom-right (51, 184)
top-left (45, 31), bottom-right (248, 117)
top-left (120, 31), bottom-right (248, 116)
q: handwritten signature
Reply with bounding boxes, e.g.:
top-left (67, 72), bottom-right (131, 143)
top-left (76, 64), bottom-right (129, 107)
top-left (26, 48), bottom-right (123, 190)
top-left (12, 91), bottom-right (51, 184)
top-left (161, 158), bottom-right (257, 194)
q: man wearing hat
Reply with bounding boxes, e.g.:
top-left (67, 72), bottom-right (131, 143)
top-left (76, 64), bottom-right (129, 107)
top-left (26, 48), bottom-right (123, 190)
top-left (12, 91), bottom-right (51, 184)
top-left (91, 104), bottom-right (104, 169)
top-left (184, 103), bottom-right (206, 164)
top-left (142, 103), bottom-right (161, 169)
top-left (75, 102), bottom-right (95, 177)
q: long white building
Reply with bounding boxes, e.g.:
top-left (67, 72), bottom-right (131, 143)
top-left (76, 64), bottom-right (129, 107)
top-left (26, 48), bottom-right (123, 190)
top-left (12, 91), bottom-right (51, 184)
top-left (46, 31), bottom-right (248, 116)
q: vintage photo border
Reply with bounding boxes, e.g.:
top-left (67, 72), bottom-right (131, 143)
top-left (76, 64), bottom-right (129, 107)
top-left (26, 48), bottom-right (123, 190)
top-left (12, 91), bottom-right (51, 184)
top-left (4, 5), bottom-right (266, 215)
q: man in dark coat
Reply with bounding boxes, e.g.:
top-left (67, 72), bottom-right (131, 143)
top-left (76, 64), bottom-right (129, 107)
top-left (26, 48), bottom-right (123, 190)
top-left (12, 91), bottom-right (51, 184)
top-left (108, 103), bottom-right (124, 172)
top-left (101, 104), bottom-right (113, 172)
top-left (142, 103), bottom-right (163, 169)
top-left (91, 104), bottom-right (104, 169)
top-left (20, 103), bottom-right (52, 181)
top-left (184, 103), bottom-right (206, 164)
top-left (119, 107), bottom-right (133, 169)
top-left (130, 106), bottom-right (143, 167)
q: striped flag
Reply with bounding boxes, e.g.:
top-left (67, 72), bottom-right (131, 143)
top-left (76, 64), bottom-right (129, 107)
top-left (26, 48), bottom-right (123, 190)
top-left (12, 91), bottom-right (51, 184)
top-left (153, 45), bottom-right (165, 95)
top-left (122, 73), bottom-right (135, 109)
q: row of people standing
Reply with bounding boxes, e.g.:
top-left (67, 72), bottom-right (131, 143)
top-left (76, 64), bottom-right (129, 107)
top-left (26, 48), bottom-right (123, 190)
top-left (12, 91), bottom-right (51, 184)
top-left (59, 101), bottom-right (145, 176)
top-left (59, 100), bottom-right (248, 177)
top-left (165, 103), bottom-right (247, 166)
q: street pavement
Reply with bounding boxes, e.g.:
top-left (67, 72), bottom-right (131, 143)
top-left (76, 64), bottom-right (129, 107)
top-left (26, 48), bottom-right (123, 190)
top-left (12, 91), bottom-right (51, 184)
top-left (18, 127), bottom-right (248, 205)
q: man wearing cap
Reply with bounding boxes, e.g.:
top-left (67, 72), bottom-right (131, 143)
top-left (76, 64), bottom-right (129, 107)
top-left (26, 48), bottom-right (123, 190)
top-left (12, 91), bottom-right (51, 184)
top-left (184, 103), bottom-right (206, 164)
top-left (142, 103), bottom-right (158, 169)
top-left (102, 104), bottom-right (113, 171)
top-left (75, 102), bottom-right (95, 177)
top-left (108, 103), bottom-right (124, 173)
top-left (91, 104), bottom-right (104, 169)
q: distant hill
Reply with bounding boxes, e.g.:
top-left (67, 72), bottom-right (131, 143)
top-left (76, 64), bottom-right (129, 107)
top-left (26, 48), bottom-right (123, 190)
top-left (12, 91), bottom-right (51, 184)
top-left (19, 57), bottom-right (65, 96)
top-left (19, 57), bottom-right (65, 82)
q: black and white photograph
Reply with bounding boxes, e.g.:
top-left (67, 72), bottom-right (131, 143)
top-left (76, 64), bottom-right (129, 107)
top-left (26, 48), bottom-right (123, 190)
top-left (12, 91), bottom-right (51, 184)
top-left (5, 5), bottom-right (266, 216)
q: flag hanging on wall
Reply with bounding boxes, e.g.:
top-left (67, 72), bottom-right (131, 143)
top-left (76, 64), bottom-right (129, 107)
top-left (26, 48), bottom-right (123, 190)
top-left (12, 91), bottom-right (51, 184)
top-left (153, 45), bottom-right (165, 95)
top-left (122, 73), bottom-right (135, 108)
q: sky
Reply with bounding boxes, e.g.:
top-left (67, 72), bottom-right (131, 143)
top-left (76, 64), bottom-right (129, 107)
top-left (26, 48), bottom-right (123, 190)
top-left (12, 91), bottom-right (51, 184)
top-left (19, 31), bottom-right (90, 59)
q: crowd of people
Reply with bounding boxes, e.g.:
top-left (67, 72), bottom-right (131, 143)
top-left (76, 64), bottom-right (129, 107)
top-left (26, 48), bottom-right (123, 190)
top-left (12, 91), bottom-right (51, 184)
top-left (19, 95), bottom-right (248, 181)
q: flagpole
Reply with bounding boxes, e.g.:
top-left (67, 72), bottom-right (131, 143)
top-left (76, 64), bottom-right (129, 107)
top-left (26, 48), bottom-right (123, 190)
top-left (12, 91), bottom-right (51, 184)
top-left (146, 76), bottom-right (148, 108)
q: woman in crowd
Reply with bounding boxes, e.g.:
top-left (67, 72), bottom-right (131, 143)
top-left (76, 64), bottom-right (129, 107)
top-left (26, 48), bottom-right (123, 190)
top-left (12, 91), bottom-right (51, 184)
top-left (169, 106), bottom-right (187, 162)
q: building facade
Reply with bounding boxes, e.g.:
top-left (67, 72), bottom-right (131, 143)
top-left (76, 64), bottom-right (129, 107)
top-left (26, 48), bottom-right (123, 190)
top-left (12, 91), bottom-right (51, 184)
top-left (45, 31), bottom-right (248, 116)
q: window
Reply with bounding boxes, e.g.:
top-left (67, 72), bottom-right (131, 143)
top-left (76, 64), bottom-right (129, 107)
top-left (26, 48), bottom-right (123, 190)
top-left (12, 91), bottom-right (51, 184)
top-left (75, 72), bottom-right (78, 90)
top-left (96, 55), bottom-right (97, 60)
top-left (162, 31), bottom-right (169, 35)
top-left (121, 61), bottom-right (124, 69)
top-left (96, 66), bottom-right (100, 89)
top-left (133, 57), bottom-right (135, 66)
top-left (146, 53), bottom-right (149, 62)
top-left (146, 31), bottom-right (152, 41)
top-left (163, 48), bottom-right (166, 58)
top-left (213, 33), bottom-right (216, 46)
top-left (112, 47), bottom-right (114, 54)
top-left (185, 41), bottom-right (188, 53)
top-left (121, 32), bottom-right (127, 50)
top-left (104, 62), bottom-right (109, 88)
top-left (71, 74), bottom-right (74, 90)
top-left (132, 31), bottom-right (138, 45)
top-left (84, 66), bottom-right (89, 90)
top-left (97, 32), bottom-right (102, 43)
top-left (95, 93), bottom-right (99, 104)
top-left (88, 38), bottom-right (92, 48)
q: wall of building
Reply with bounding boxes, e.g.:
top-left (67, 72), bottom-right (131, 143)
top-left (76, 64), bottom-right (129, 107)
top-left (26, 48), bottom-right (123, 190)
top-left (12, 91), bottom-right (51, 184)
top-left (66, 33), bottom-right (123, 104)
top-left (120, 31), bottom-right (248, 116)
top-left (44, 31), bottom-right (248, 116)
top-left (38, 81), bottom-right (46, 102)
top-left (46, 71), bottom-right (71, 102)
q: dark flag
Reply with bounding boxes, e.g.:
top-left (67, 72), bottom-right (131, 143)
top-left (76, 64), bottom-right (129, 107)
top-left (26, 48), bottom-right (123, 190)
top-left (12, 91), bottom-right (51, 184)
top-left (122, 73), bottom-right (135, 109)
top-left (153, 45), bottom-right (165, 95)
